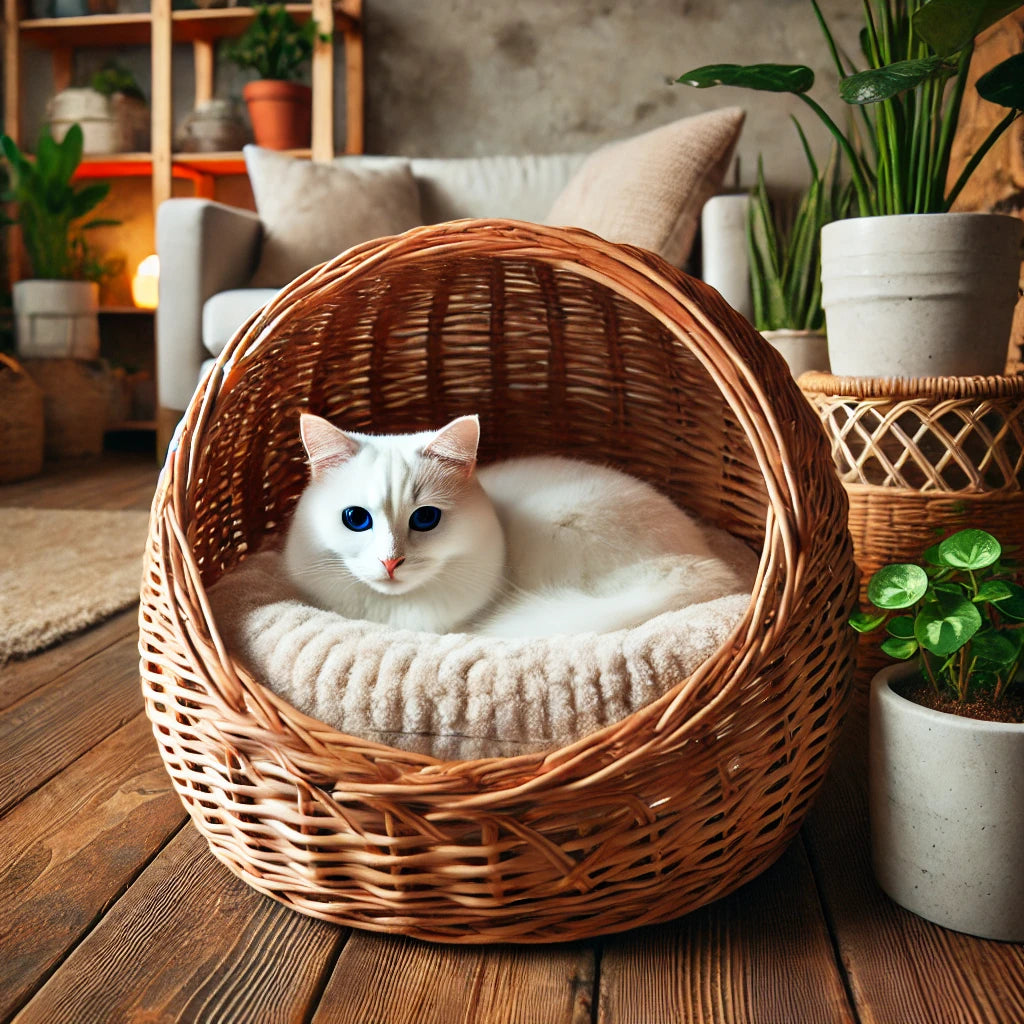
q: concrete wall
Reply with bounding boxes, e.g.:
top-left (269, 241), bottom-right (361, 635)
top-left (360, 0), bottom-right (863, 191)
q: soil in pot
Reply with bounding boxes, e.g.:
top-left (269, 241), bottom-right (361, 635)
top-left (893, 674), bottom-right (1024, 724)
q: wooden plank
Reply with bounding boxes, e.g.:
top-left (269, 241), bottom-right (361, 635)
top-left (0, 454), bottom-right (158, 511)
top-left (0, 713), bottom-right (185, 1021)
top-left (0, 633), bottom-right (143, 815)
top-left (312, 931), bottom-right (594, 1024)
top-left (0, 606), bottom-right (138, 711)
top-left (13, 827), bottom-right (345, 1024)
top-left (803, 710), bottom-right (1024, 1024)
top-left (595, 839), bottom-right (855, 1024)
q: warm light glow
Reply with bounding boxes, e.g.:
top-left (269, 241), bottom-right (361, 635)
top-left (131, 254), bottom-right (160, 309)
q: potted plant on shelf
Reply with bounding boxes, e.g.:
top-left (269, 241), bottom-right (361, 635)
top-left (0, 123), bottom-right (120, 360)
top-left (748, 124), bottom-right (852, 378)
top-left (678, 0), bottom-right (1024, 379)
top-left (850, 527), bottom-right (1024, 941)
top-left (222, 3), bottom-right (329, 151)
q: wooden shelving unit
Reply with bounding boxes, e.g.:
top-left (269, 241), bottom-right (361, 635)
top-left (2, 0), bottom-right (364, 210)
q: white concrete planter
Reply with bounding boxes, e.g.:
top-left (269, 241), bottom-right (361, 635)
top-left (761, 329), bottom-right (829, 379)
top-left (821, 213), bottom-right (1023, 378)
top-left (13, 280), bottom-right (100, 360)
top-left (869, 663), bottom-right (1024, 941)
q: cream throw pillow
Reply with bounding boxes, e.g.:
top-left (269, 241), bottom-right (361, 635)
top-left (245, 146), bottom-right (424, 287)
top-left (546, 107), bottom-right (746, 267)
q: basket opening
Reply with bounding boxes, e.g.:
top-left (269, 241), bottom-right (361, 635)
top-left (188, 249), bottom-right (768, 584)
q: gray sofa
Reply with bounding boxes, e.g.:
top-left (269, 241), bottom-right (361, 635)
top-left (155, 110), bottom-right (750, 454)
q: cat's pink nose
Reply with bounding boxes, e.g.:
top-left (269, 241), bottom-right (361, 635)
top-left (381, 556), bottom-right (405, 579)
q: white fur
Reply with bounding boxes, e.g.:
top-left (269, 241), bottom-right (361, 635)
top-left (283, 416), bottom-right (741, 638)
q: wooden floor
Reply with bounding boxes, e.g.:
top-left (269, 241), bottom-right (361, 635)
top-left (2, 453), bottom-right (1023, 1024)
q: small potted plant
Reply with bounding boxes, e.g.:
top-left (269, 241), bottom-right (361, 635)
top-left (1, 123), bottom-right (120, 359)
top-left (851, 527), bottom-right (1024, 941)
top-left (221, 4), bottom-right (329, 151)
top-left (748, 122), bottom-right (851, 378)
top-left (677, 0), bottom-right (1024, 378)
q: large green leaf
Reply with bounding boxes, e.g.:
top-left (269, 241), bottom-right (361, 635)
top-left (913, 0), bottom-right (1022, 57)
top-left (881, 636), bottom-right (919, 660)
top-left (676, 63), bottom-right (815, 94)
top-left (849, 610), bottom-right (886, 633)
top-left (915, 594), bottom-right (983, 657)
top-left (991, 581), bottom-right (1024, 622)
top-left (977, 53), bottom-right (1024, 110)
top-left (839, 57), bottom-right (949, 104)
top-left (970, 628), bottom-right (1020, 665)
top-left (937, 528), bottom-right (1001, 570)
top-left (867, 563), bottom-right (929, 609)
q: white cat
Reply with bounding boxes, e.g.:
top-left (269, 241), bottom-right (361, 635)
top-left (282, 413), bottom-right (742, 638)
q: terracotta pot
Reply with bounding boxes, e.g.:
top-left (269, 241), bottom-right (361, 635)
top-left (242, 79), bottom-right (312, 151)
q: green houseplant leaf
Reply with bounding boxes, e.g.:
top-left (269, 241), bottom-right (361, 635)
top-left (838, 56), bottom-right (950, 104)
top-left (915, 592), bottom-right (983, 657)
top-left (867, 563), bottom-right (929, 609)
top-left (912, 0), bottom-right (1022, 56)
top-left (976, 53), bottom-right (1024, 109)
top-left (937, 528), bottom-right (1001, 570)
top-left (676, 63), bottom-right (815, 94)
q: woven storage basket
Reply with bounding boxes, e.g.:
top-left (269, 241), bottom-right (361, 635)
top-left (800, 372), bottom-right (1024, 684)
top-left (140, 220), bottom-right (857, 944)
top-left (0, 354), bottom-right (45, 483)
top-left (22, 357), bottom-right (109, 459)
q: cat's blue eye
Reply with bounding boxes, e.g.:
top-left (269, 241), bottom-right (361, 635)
top-left (409, 506), bottom-right (442, 532)
top-left (342, 506), bottom-right (372, 532)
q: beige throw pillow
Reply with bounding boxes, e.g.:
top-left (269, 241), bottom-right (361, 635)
top-left (545, 107), bottom-right (746, 267)
top-left (245, 146), bottom-right (424, 287)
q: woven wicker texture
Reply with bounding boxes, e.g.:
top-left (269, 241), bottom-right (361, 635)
top-left (800, 372), bottom-right (1024, 683)
top-left (139, 220), bottom-right (857, 944)
top-left (0, 354), bottom-right (44, 483)
top-left (22, 358), bottom-right (109, 459)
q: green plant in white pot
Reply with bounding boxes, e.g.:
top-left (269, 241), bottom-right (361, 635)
top-left (851, 527), bottom-right (1024, 941)
top-left (678, 0), bottom-right (1024, 379)
top-left (748, 124), bottom-right (852, 378)
top-left (0, 123), bottom-right (119, 360)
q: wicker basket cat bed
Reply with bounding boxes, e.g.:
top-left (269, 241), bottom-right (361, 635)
top-left (139, 219), bottom-right (857, 944)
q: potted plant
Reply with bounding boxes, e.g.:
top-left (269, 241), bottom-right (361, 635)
top-left (0, 123), bottom-right (120, 359)
top-left (850, 527), bottom-right (1024, 941)
top-left (222, 4), bottom-right (329, 151)
top-left (48, 62), bottom-right (149, 155)
top-left (748, 123), bottom-right (852, 378)
top-left (678, 0), bottom-right (1024, 378)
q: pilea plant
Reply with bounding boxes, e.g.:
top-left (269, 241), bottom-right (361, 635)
top-left (851, 528), bottom-right (1024, 705)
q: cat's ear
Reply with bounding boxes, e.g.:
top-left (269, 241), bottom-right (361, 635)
top-left (422, 414), bottom-right (480, 477)
top-left (299, 413), bottom-right (360, 479)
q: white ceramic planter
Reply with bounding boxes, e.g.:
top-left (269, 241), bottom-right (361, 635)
top-left (13, 280), bottom-right (100, 360)
top-left (761, 329), bottom-right (829, 379)
top-left (821, 213), bottom-right (1023, 378)
top-left (869, 663), bottom-right (1024, 941)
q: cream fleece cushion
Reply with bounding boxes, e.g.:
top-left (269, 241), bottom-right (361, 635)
top-left (208, 534), bottom-right (757, 761)
top-left (546, 107), bottom-right (746, 266)
top-left (245, 146), bottom-right (424, 287)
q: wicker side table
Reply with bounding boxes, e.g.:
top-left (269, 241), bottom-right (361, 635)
top-left (799, 372), bottom-right (1024, 684)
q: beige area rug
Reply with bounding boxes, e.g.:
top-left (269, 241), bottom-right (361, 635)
top-left (0, 507), bottom-right (151, 664)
